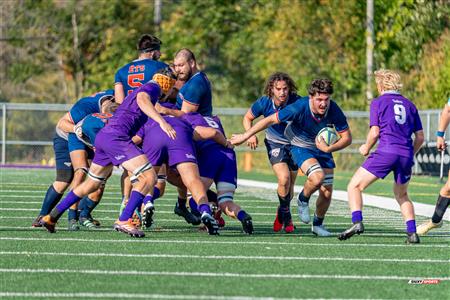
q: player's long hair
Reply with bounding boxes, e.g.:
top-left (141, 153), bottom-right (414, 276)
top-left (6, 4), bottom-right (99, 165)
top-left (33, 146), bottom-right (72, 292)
top-left (263, 72), bottom-right (298, 98)
top-left (374, 69), bottom-right (403, 91)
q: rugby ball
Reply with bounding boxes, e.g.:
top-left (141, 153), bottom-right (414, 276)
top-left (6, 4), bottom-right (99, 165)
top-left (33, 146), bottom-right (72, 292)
top-left (317, 127), bottom-right (340, 146)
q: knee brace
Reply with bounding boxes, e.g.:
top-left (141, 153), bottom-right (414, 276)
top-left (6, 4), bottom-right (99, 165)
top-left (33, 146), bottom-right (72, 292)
top-left (217, 182), bottom-right (236, 204)
top-left (305, 163), bottom-right (322, 177)
top-left (157, 174), bottom-right (167, 183)
top-left (322, 174), bottom-right (334, 186)
top-left (88, 171), bottom-right (107, 186)
top-left (130, 162), bottom-right (153, 184)
top-left (56, 168), bottom-right (74, 183)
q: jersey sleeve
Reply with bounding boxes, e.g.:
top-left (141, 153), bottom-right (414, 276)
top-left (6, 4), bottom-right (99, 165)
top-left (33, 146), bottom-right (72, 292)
top-left (114, 68), bottom-right (123, 85)
top-left (277, 101), bottom-right (300, 123)
top-left (412, 108), bottom-right (423, 132)
top-left (178, 78), bottom-right (205, 107)
top-left (332, 104), bottom-right (349, 132)
top-left (249, 97), bottom-right (264, 118)
top-left (369, 99), bottom-right (380, 127)
top-left (69, 99), bottom-right (88, 124)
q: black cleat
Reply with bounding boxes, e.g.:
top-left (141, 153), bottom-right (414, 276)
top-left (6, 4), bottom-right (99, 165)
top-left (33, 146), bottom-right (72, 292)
top-left (405, 232), bottom-right (420, 244)
top-left (338, 222), bottom-right (364, 241)
top-left (201, 213), bottom-right (219, 235)
top-left (241, 214), bottom-right (254, 235)
top-left (32, 215), bottom-right (43, 227)
top-left (142, 203), bottom-right (155, 229)
top-left (174, 203), bottom-right (201, 225)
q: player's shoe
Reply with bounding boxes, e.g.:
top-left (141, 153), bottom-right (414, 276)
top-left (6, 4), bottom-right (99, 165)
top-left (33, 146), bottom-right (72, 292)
top-left (113, 219), bottom-right (145, 238)
top-left (273, 208), bottom-right (283, 232)
top-left (338, 222), bottom-right (364, 240)
top-left (297, 199), bottom-right (311, 224)
top-left (312, 225), bottom-right (332, 237)
top-left (416, 220), bottom-right (443, 235)
top-left (284, 217), bottom-right (294, 233)
top-left (201, 212), bottom-right (219, 235)
top-left (212, 204), bottom-right (225, 228)
top-left (174, 203), bottom-right (201, 225)
top-left (142, 202), bottom-right (155, 229)
top-left (240, 214), bottom-right (254, 235)
top-left (87, 214), bottom-right (101, 227)
top-left (79, 217), bottom-right (100, 230)
top-left (39, 215), bottom-right (56, 233)
top-left (405, 232), bottom-right (420, 244)
top-left (32, 215), bottom-right (43, 227)
top-left (68, 219), bottom-right (80, 231)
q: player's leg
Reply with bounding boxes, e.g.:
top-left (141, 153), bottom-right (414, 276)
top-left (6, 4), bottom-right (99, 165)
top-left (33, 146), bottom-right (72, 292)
top-left (140, 165), bottom-right (161, 229)
top-left (418, 171), bottom-right (450, 235)
top-left (67, 149), bottom-right (90, 230)
top-left (312, 169), bottom-right (334, 237)
top-left (272, 162), bottom-right (294, 233)
top-left (393, 182), bottom-right (419, 244)
top-left (176, 162), bottom-right (218, 235)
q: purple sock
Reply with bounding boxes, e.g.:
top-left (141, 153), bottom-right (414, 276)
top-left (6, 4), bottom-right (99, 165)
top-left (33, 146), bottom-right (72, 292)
top-left (153, 187), bottom-right (161, 201)
top-left (406, 220), bottom-right (416, 233)
top-left (55, 191), bottom-right (82, 216)
top-left (199, 203), bottom-right (212, 215)
top-left (189, 197), bottom-right (199, 213)
top-left (119, 191), bottom-right (145, 221)
top-left (351, 210), bottom-right (363, 223)
top-left (143, 194), bottom-right (154, 205)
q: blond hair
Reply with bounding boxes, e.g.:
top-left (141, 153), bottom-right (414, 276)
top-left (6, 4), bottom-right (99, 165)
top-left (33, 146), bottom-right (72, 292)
top-left (374, 69), bottom-right (403, 91)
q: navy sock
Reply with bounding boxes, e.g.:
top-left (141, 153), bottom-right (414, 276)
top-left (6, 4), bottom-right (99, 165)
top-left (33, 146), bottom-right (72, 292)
top-left (206, 189), bottom-right (218, 202)
top-left (68, 209), bottom-right (78, 221)
top-left (177, 197), bottom-right (187, 208)
top-left (237, 210), bottom-right (247, 222)
top-left (298, 190), bottom-right (310, 204)
top-left (312, 214), bottom-right (324, 226)
top-left (278, 193), bottom-right (291, 209)
top-left (79, 197), bottom-right (98, 219)
top-left (40, 185), bottom-right (63, 215)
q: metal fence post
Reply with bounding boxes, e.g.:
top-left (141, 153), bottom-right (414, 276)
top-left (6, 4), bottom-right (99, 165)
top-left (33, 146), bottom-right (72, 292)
top-left (2, 103), bottom-right (6, 165)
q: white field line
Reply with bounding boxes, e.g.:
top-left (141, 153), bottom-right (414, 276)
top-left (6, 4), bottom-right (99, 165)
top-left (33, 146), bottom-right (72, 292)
top-left (1, 237), bottom-right (448, 248)
top-left (238, 179), bottom-right (450, 220)
top-left (0, 292), bottom-right (393, 300)
top-left (1, 251), bottom-right (447, 263)
top-left (0, 268), bottom-right (448, 281)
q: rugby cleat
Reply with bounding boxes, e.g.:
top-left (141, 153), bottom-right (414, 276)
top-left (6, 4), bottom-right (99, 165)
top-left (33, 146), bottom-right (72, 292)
top-left (284, 218), bottom-right (294, 233)
top-left (68, 219), bottom-right (80, 231)
top-left (113, 219), bottom-right (145, 238)
top-left (297, 199), bottom-right (311, 224)
top-left (338, 222), bottom-right (364, 240)
top-left (312, 225), bottom-right (332, 237)
top-left (79, 217), bottom-right (100, 230)
top-left (142, 202), bottom-right (155, 229)
top-left (212, 204), bottom-right (225, 228)
top-left (416, 220), bottom-right (443, 235)
top-left (39, 215), bottom-right (56, 233)
top-left (273, 208), bottom-right (283, 232)
top-left (405, 232), bottom-right (420, 244)
top-left (174, 203), bottom-right (201, 225)
top-left (240, 214), bottom-right (254, 235)
top-left (201, 212), bottom-right (219, 235)
top-left (32, 215), bottom-right (43, 227)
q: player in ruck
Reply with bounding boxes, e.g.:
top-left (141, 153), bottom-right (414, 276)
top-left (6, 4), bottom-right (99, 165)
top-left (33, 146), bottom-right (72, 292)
top-left (242, 72), bottom-right (300, 233)
top-left (231, 79), bottom-right (352, 236)
top-left (40, 68), bottom-right (177, 238)
top-left (417, 98), bottom-right (449, 235)
top-left (338, 69), bottom-right (424, 244)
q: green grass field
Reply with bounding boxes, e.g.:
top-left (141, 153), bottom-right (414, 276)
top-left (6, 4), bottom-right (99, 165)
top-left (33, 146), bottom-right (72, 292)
top-left (0, 168), bottom-right (449, 299)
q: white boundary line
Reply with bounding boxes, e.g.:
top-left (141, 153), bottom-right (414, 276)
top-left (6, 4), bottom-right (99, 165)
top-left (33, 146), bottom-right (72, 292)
top-left (0, 251), bottom-right (447, 263)
top-left (0, 268), bottom-right (448, 281)
top-left (238, 179), bottom-right (450, 220)
top-left (1, 237), bottom-right (448, 248)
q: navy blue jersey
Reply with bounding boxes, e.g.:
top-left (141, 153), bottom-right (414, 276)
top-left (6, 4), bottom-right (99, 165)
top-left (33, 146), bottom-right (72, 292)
top-left (69, 90), bottom-right (114, 124)
top-left (176, 72), bottom-right (212, 116)
top-left (250, 93), bottom-right (301, 144)
top-left (114, 58), bottom-right (168, 96)
top-left (277, 97), bottom-right (349, 149)
top-left (77, 113), bottom-right (113, 148)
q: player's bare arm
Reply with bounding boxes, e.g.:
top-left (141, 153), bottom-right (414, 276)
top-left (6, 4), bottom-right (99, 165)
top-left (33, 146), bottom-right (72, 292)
top-left (231, 113), bottom-right (279, 146)
top-left (437, 104), bottom-right (450, 151)
top-left (359, 126), bottom-right (379, 156)
top-left (413, 130), bottom-right (424, 154)
top-left (114, 83), bottom-right (125, 104)
top-left (56, 113), bottom-right (75, 133)
top-left (193, 126), bottom-right (232, 148)
top-left (243, 110), bottom-right (258, 150)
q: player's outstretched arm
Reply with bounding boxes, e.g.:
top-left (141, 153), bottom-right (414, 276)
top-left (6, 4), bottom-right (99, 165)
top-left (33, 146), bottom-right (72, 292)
top-left (193, 126), bottom-right (232, 148)
top-left (242, 110), bottom-right (258, 150)
top-left (136, 92), bottom-right (176, 140)
top-left (359, 126), bottom-right (379, 156)
top-left (155, 102), bottom-right (185, 117)
top-left (230, 114), bottom-right (278, 146)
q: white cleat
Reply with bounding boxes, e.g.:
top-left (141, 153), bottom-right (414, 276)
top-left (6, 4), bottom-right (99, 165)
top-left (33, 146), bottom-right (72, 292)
top-left (416, 220), bottom-right (443, 235)
top-left (297, 199), bottom-right (310, 224)
top-left (312, 225), bottom-right (332, 237)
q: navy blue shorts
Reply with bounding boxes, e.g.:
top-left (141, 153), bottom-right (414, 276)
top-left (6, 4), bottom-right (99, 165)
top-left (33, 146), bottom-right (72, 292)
top-left (53, 134), bottom-right (72, 171)
top-left (290, 146), bottom-right (335, 170)
top-left (264, 139), bottom-right (298, 171)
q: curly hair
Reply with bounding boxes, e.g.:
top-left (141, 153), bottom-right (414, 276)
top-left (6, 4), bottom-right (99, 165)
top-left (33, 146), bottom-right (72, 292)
top-left (307, 79), bottom-right (333, 96)
top-left (374, 69), bottom-right (403, 91)
top-left (263, 72), bottom-right (297, 98)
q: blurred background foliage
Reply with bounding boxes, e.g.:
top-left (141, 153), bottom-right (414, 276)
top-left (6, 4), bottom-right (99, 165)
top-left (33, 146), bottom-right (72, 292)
top-left (1, 0), bottom-right (448, 109)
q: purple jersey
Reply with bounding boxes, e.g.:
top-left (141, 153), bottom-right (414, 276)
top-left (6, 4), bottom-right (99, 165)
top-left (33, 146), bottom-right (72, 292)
top-left (370, 92), bottom-right (422, 158)
top-left (106, 81), bottom-right (161, 136)
top-left (181, 113), bottom-right (225, 151)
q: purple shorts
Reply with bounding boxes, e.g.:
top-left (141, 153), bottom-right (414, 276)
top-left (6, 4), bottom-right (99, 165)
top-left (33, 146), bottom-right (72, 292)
top-left (362, 151), bottom-right (414, 184)
top-left (198, 146), bottom-right (237, 187)
top-left (92, 129), bottom-right (144, 167)
top-left (142, 125), bottom-right (197, 168)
